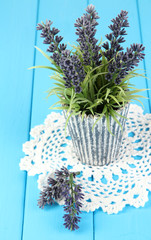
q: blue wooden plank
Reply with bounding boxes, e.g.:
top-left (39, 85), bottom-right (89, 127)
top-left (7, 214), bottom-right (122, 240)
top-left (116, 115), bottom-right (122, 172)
top-left (22, 1), bottom-right (93, 239)
top-left (137, 0), bottom-right (151, 110)
top-left (94, 199), bottom-right (151, 240)
top-left (89, 0), bottom-right (151, 239)
top-left (0, 0), bottom-right (38, 239)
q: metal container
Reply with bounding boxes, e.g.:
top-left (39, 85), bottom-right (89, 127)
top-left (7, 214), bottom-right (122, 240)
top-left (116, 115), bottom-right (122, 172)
top-left (63, 104), bottom-right (129, 166)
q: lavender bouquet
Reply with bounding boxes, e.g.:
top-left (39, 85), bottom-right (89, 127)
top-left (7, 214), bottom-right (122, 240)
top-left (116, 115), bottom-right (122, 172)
top-left (31, 4), bottom-right (146, 133)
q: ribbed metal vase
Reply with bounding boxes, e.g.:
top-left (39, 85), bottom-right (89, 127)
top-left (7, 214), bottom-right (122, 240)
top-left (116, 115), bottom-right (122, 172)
top-left (63, 104), bottom-right (129, 166)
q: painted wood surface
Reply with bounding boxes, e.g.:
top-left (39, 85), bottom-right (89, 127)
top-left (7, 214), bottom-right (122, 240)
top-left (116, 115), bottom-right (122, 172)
top-left (0, 0), bottom-right (151, 239)
top-left (0, 0), bottom-right (38, 239)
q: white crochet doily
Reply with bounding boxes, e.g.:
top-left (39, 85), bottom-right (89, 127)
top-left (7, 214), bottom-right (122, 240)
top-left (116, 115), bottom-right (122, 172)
top-left (20, 104), bottom-right (151, 214)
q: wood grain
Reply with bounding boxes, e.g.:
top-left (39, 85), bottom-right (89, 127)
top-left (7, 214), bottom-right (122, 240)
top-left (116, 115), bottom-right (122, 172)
top-left (0, 0), bottom-right (38, 239)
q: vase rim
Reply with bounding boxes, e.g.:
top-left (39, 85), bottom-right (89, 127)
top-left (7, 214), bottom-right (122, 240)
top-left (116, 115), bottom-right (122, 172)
top-left (65, 102), bottom-right (130, 120)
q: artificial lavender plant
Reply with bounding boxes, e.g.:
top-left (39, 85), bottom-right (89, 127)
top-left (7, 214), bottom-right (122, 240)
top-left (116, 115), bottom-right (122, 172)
top-left (29, 4), bottom-right (148, 231)
top-left (31, 4), bottom-right (146, 132)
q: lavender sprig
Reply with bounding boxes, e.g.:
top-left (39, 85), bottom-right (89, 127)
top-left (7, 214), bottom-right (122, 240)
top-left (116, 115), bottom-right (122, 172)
top-left (63, 174), bottom-right (84, 230)
top-left (37, 21), bottom-right (85, 93)
top-left (102, 10), bottom-right (129, 60)
top-left (38, 167), bottom-right (84, 231)
top-left (75, 4), bottom-right (101, 66)
top-left (37, 20), bottom-right (66, 65)
top-left (102, 10), bottom-right (145, 84)
top-left (59, 50), bottom-right (85, 93)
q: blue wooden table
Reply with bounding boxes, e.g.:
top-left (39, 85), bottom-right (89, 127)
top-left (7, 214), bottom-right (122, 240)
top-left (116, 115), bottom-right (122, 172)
top-left (0, 0), bottom-right (151, 239)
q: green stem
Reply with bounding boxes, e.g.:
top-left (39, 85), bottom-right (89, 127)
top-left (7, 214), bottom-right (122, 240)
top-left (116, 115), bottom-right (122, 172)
top-left (69, 173), bottom-right (74, 231)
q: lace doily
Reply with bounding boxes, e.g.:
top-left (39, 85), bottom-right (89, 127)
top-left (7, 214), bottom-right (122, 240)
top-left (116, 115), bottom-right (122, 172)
top-left (20, 104), bottom-right (151, 214)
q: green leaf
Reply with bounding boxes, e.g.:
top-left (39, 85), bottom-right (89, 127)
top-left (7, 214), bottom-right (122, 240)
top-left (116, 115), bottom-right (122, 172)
top-left (134, 98), bottom-right (144, 108)
top-left (112, 108), bottom-right (128, 119)
top-left (65, 111), bottom-right (75, 133)
top-left (96, 83), bottom-right (110, 98)
top-left (105, 88), bottom-right (111, 100)
top-left (112, 86), bottom-right (126, 96)
top-left (49, 75), bottom-right (65, 84)
top-left (87, 99), bottom-right (102, 110)
top-left (105, 112), bottom-right (114, 136)
top-left (28, 65), bottom-right (59, 72)
top-left (50, 106), bottom-right (68, 110)
top-left (127, 89), bottom-right (147, 94)
top-left (35, 46), bottom-right (54, 63)
top-left (64, 89), bottom-right (71, 102)
top-left (35, 46), bottom-right (63, 73)
top-left (128, 94), bottom-right (147, 99)
top-left (109, 95), bottom-right (122, 107)
top-left (54, 82), bottom-right (65, 88)
top-left (102, 54), bottom-right (108, 65)
top-left (98, 37), bottom-right (103, 46)
top-left (68, 43), bottom-right (83, 57)
top-left (108, 107), bottom-right (123, 132)
top-left (49, 100), bottom-right (62, 109)
top-left (92, 105), bottom-right (107, 131)
top-left (89, 80), bottom-right (95, 100)
top-left (83, 72), bottom-right (108, 92)
top-left (82, 110), bottom-right (86, 121)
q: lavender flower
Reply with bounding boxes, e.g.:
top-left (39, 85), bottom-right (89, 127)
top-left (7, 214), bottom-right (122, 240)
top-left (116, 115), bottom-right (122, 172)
top-left (102, 10), bottom-right (145, 84)
top-left (106, 43), bottom-right (145, 84)
top-left (75, 4), bottom-right (101, 66)
top-left (37, 167), bottom-right (84, 231)
top-left (63, 174), bottom-right (84, 231)
top-left (38, 187), bottom-right (54, 208)
top-left (60, 51), bottom-right (85, 92)
top-left (37, 21), bottom-right (85, 93)
top-left (102, 10), bottom-right (129, 60)
top-left (37, 20), bottom-right (67, 65)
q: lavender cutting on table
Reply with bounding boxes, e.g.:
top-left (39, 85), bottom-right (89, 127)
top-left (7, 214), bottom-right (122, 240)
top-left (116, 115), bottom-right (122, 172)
top-left (38, 167), bottom-right (84, 231)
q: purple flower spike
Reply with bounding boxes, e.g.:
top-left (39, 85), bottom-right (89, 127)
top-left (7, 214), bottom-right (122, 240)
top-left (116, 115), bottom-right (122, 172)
top-left (36, 19), bottom-right (66, 65)
top-left (37, 167), bottom-right (84, 231)
top-left (74, 4), bottom-right (101, 66)
top-left (37, 20), bottom-right (85, 93)
top-left (103, 10), bottom-right (129, 61)
top-left (102, 10), bottom-right (145, 84)
top-left (59, 51), bottom-right (85, 92)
